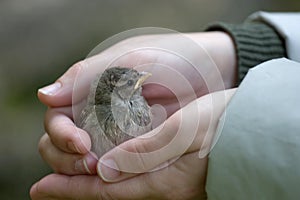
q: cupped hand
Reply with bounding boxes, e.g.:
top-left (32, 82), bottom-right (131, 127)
top-left (32, 31), bottom-right (237, 199)
top-left (38, 31), bottom-right (236, 113)
top-left (36, 31), bottom-right (236, 173)
top-left (31, 152), bottom-right (208, 200)
top-left (31, 89), bottom-right (236, 200)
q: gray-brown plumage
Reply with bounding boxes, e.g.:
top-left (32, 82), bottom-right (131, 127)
top-left (77, 67), bottom-right (152, 157)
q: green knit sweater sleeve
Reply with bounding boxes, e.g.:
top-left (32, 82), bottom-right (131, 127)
top-left (206, 22), bottom-right (286, 83)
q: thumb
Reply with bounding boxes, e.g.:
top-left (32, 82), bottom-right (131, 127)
top-left (97, 99), bottom-right (203, 182)
top-left (37, 49), bottom-right (130, 108)
top-left (38, 62), bottom-right (84, 107)
top-left (30, 173), bottom-right (153, 200)
top-left (97, 89), bottom-right (237, 183)
top-left (37, 55), bottom-right (109, 107)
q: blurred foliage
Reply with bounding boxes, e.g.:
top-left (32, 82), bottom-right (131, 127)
top-left (0, 0), bottom-right (299, 199)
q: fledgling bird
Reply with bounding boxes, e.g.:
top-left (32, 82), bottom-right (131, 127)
top-left (77, 67), bottom-right (152, 158)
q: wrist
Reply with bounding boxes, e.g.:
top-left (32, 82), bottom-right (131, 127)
top-left (186, 31), bottom-right (238, 89)
top-left (206, 22), bottom-right (286, 83)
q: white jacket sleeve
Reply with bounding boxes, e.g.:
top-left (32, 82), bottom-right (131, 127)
top-left (206, 58), bottom-right (300, 200)
top-left (206, 12), bottom-right (300, 200)
top-left (248, 12), bottom-right (300, 62)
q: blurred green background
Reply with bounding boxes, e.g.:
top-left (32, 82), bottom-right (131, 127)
top-left (0, 0), bottom-right (299, 199)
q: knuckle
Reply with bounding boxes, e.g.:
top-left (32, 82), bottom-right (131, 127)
top-left (63, 61), bottom-right (84, 80)
top-left (38, 134), bottom-right (49, 156)
top-left (52, 158), bottom-right (67, 174)
top-left (132, 139), bottom-right (149, 153)
top-left (90, 178), bottom-right (116, 200)
top-left (130, 140), bottom-right (151, 172)
top-left (38, 134), bottom-right (68, 174)
top-left (43, 108), bottom-right (53, 133)
top-left (53, 154), bottom-right (74, 174)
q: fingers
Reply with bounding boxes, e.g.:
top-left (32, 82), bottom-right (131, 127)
top-left (39, 134), bottom-right (97, 175)
top-left (44, 107), bottom-right (91, 154)
top-left (30, 173), bottom-right (153, 200)
top-left (38, 62), bottom-right (83, 107)
top-left (37, 56), bottom-right (109, 107)
top-left (36, 44), bottom-right (149, 108)
top-left (30, 151), bottom-right (207, 200)
top-left (30, 174), bottom-right (101, 200)
top-left (40, 106), bottom-right (98, 176)
top-left (98, 89), bottom-right (237, 182)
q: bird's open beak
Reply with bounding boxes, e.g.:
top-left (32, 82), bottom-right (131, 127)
top-left (134, 72), bottom-right (152, 90)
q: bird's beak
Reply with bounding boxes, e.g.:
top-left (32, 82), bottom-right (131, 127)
top-left (134, 72), bottom-right (152, 90)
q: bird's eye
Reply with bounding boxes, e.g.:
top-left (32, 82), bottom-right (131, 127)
top-left (127, 80), bottom-right (134, 86)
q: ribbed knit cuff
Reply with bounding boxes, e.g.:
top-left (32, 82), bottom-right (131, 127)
top-left (206, 22), bottom-right (286, 84)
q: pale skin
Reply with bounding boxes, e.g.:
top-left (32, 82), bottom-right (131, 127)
top-left (31, 31), bottom-right (237, 200)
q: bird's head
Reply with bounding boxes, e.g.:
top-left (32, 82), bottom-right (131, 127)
top-left (95, 67), bottom-right (151, 103)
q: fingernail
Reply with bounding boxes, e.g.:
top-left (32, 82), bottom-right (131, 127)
top-left (98, 159), bottom-right (120, 182)
top-left (75, 158), bottom-right (92, 174)
top-left (67, 141), bottom-right (81, 153)
top-left (38, 82), bottom-right (62, 96)
top-left (75, 159), bottom-right (85, 174)
top-left (75, 153), bottom-right (98, 174)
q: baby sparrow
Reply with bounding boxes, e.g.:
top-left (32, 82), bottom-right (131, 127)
top-left (77, 67), bottom-right (152, 157)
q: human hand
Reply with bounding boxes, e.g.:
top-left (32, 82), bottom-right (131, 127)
top-left (38, 31), bottom-right (236, 115)
top-left (34, 31), bottom-right (236, 175)
top-left (31, 31), bottom-right (237, 198)
top-left (31, 152), bottom-right (208, 200)
top-left (31, 89), bottom-right (236, 200)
